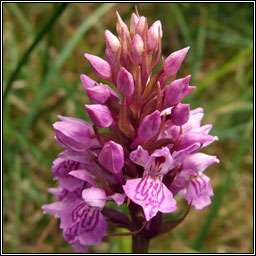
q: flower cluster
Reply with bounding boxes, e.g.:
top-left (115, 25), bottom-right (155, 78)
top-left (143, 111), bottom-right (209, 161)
top-left (42, 10), bottom-right (219, 252)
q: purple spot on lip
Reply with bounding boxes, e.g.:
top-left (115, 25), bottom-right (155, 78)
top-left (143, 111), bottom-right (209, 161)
top-left (155, 156), bottom-right (166, 167)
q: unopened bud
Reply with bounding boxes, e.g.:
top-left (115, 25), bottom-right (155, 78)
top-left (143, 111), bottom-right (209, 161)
top-left (135, 16), bottom-right (147, 38)
top-left (130, 13), bottom-right (139, 36)
top-left (98, 141), bottom-right (124, 174)
top-left (80, 74), bottom-right (97, 90)
top-left (84, 53), bottom-right (112, 81)
top-left (164, 47), bottom-right (190, 77)
top-left (130, 34), bottom-right (144, 65)
top-left (171, 103), bottom-right (190, 126)
top-left (86, 85), bottom-right (110, 104)
top-left (85, 104), bottom-right (113, 128)
top-left (163, 75), bottom-right (195, 107)
top-left (117, 67), bottom-right (134, 96)
top-left (148, 20), bottom-right (162, 51)
top-left (116, 11), bottom-right (130, 41)
top-left (105, 30), bottom-right (120, 54)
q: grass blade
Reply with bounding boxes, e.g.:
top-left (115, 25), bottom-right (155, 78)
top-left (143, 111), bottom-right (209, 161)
top-left (193, 115), bottom-right (253, 251)
top-left (168, 3), bottom-right (197, 77)
top-left (3, 3), bottom-right (69, 104)
top-left (7, 3), bottom-right (34, 37)
top-left (194, 7), bottom-right (207, 79)
top-left (168, 3), bottom-right (193, 48)
top-left (194, 42), bottom-right (253, 95)
top-left (9, 157), bottom-right (22, 252)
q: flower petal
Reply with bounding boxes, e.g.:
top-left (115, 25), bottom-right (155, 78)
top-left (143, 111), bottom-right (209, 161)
top-left (61, 200), bottom-right (107, 246)
top-left (182, 107), bottom-right (204, 133)
top-left (42, 201), bottom-right (66, 218)
top-left (182, 153), bottom-right (220, 172)
top-left (158, 184), bottom-right (177, 213)
top-left (69, 170), bottom-right (98, 187)
top-left (172, 143), bottom-right (201, 165)
top-left (130, 146), bottom-right (149, 167)
top-left (53, 120), bottom-right (92, 152)
top-left (70, 240), bottom-right (88, 253)
top-left (145, 147), bottom-right (173, 175)
top-left (185, 172), bottom-right (214, 210)
top-left (52, 158), bottom-right (85, 191)
top-left (82, 187), bottom-right (107, 208)
top-left (123, 174), bottom-right (176, 221)
top-left (176, 133), bottom-right (216, 151)
top-left (107, 193), bottom-right (126, 206)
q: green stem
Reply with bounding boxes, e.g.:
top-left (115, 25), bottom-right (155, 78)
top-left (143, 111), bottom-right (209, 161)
top-left (132, 233), bottom-right (150, 253)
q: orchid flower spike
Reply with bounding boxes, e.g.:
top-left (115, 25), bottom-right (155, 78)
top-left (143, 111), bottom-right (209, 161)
top-left (43, 8), bottom-right (219, 253)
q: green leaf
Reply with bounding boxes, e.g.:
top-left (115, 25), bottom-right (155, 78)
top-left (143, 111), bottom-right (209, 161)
top-left (156, 204), bottom-right (191, 237)
top-left (194, 42), bottom-right (253, 95)
top-left (7, 3), bottom-right (34, 37)
top-left (193, 115), bottom-right (253, 250)
top-left (3, 3), bottom-right (69, 104)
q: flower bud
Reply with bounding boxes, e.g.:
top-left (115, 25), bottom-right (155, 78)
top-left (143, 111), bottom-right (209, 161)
top-left (171, 103), bottom-right (190, 126)
top-left (148, 20), bottom-right (162, 51)
top-left (130, 13), bottom-right (139, 36)
top-left (130, 110), bottom-right (161, 148)
top-left (105, 48), bottom-right (114, 66)
top-left (116, 67), bottom-right (134, 96)
top-left (86, 85), bottom-right (110, 104)
top-left (130, 34), bottom-right (144, 65)
top-left (135, 16), bottom-right (147, 38)
top-left (163, 75), bottom-right (195, 108)
top-left (98, 141), bottom-right (124, 174)
top-left (53, 118), bottom-right (93, 152)
top-left (138, 110), bottom-right (161, 140)
top-left (85, 104), bottom-right (113, 128)
top-left (80, 74), bottom-right (97, 90)
top-left (108, 86), bottom-right (121, 103)
top-left (164, 47), bottom-right (190, 77)
top-left (105, 30), bottom-right (120, 54)
top-left (116, 11), bottom-right (130, 41)
top-left (84, 53), bottom-right (112, 81)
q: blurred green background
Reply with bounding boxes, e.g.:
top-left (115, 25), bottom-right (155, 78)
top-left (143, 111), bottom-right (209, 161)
top-left (3, 3), bottom-right (253, 253)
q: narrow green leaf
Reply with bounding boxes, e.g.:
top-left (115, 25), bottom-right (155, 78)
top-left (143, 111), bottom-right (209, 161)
top-left (194, 8), bottom-right (207, 78)
top-left (7, 3), bottom-right (34, 37)
top-left (168, 3), bottom-right (197, 77)
top-left (9, 157), bottom-right (22, 252)
top-left (194, 42), bottom-right (253, 95)
top-left (168, 3), bottom-right (193, 48)
top-left (156, 204), bottom-right (191, 237)
top-left (193, 115), bottom-right (253, 250)
top-left (3, 3), bottom-right (69, 104)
